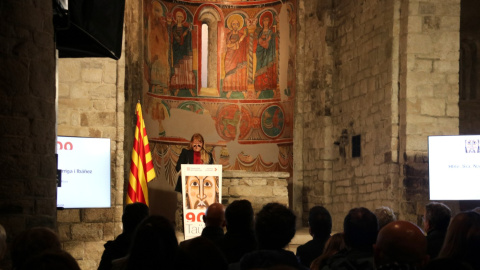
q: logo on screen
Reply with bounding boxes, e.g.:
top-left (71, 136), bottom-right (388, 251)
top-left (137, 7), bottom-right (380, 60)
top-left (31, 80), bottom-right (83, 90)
top-left (57, 141), bottom-right (73, 150)
top-left (465, 139), bottom-right (479, 153)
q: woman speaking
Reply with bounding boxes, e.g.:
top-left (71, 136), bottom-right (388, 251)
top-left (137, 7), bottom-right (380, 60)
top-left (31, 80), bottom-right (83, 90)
top-left (174, 133), bottom-right (214, 192)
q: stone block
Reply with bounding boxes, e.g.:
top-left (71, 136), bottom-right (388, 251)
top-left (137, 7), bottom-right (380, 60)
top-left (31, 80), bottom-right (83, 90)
top-left (103, 222), bottom-right (115, 240)
top-left (114, 205), bottom-right (123, 222)
top-left (80, 112), bottom-right (116, 127)
top-left (58, 60), bottom-right (81, 83)
top-left (84, 241), bottom-right (106, 260)
top-left (58, 98), bottom-right (93, 110)
top-left (57, 223), bottom-right (72, 241)
top-left (70, 83), bottom-right (93, 99)
top-left (83, 208), bottom-right (114, 222)
top-left (336, 179), bottom-right (350, 187)
top-left (229, 186), bottom-right (273, 197)
top-left (81, 67), bottom-right (103, 83)
top-left (421, 98), bottom-right (445, 116)
top-left (63, 241), bottom-right (85, 260)
top-left (71, 223), bottom-right (104, 241)
top-left (104, 61), bottom-right (118, 84)
top-left (91, 84), bottom-right (117, 99)
top-left (273, 187), bottom-right (288, 197)
top-left (418, 2), bottom-right (435, 15)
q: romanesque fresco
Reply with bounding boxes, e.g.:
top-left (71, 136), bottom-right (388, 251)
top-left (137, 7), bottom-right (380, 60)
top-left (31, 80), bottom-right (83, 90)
top-left (142, 0), bottom-right (296, 188)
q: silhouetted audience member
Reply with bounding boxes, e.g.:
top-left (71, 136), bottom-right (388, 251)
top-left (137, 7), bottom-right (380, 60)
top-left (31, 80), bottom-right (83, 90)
top-left (112, 215), bottom-right (178, 270)
top-left (239, 202), bottom-right (307, 270)
top-left (98, 202), bottom-right (149, 270)
top-left (10, 227), bottom-right (62, 270)
top-left (0, 224), bottom-right (6, 262)
top-left (310, 233), bottom-right (345, 270)
top-left (423, 202), bottom-right (451, 259)
top-left (223, 200), bottom-right (257, 264)
top-left (176, 236), bottom-right (228, 270)
top-left (19, 249), bottom-right (81, 270)
top-left (437, 211), bottom-right (480, 270)
top-left (296, 206), bottom-right (332, 268)
top-left (201, 202), bottom-right (226, 249)
top-left (374, 206), bottom-right (397, 230)
top-left (374, 220), bottom-right (429, 270)
top-left (321, 207), bottom-right (378, 270)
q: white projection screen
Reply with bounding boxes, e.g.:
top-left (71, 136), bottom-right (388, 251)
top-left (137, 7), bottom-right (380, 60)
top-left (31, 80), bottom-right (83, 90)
top-left (56, 136), bottom-right (111, 208)
top-left (428, 135), bottom-right (480, 200)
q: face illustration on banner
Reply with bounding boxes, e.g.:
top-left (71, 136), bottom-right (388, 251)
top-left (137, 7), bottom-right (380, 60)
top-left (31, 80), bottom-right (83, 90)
top-left (185, 175), bottom-right (218, 209)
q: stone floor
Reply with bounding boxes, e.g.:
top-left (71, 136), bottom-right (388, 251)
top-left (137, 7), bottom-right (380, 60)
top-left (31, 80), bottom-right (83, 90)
top-left (176, 227), bottom-right (311, 254)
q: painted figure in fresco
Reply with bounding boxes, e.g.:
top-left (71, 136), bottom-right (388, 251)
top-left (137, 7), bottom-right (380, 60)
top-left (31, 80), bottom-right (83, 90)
top-left (150, 99), bottom-right (169, 137)
top-left (223, 14), bottom-right (248, 99)
top-left (169, 8), bottom-right (196, 96)
top-left (147, 0), bottom-right (169, 94)
top-left (254, 11), bottom-right (278, 98)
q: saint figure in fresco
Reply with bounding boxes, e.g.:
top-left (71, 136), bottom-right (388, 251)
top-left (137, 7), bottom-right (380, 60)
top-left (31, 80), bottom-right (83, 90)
top-left (254, 11), bottom-right (278, 98)
top-left (147, 0), bottom-right (169, 94)
top-left (223, 14), bottom-right (248, 99)
top-left (169, 8), bottom-right (196, 96)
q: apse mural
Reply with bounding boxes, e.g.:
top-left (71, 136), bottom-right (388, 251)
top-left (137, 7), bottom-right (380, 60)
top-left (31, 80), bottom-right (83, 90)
top-left (142, 0), bottom-right (296, 188)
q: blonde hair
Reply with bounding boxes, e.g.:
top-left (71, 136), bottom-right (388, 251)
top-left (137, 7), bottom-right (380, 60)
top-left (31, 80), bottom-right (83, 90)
top-left (189, 133), bottom-right (211, 164)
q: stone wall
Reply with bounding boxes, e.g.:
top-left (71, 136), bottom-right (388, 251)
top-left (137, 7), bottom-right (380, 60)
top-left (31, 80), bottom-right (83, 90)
top-left (297, 0), bottom-right (402, 230)
top-left (329, 0), bottom-right (401, 229)
top-left (222, 171), bottom-right (290, 212)
top-left (398, 0), bottom-right (460, 222)
top-left (56, 56), bottom-right (125, 270)
top-left (0, 1), bottom-right (57, 269)
top-left (297, 0), bottom-right (461, 230)
top-left (295, 0), bottom-right (336, 226)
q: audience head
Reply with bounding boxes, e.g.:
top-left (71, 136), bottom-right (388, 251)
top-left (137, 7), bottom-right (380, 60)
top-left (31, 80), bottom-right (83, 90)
top-left (374, 220), bottom-right (428, 268)
top-left (11, 227), bottom-right (61, 269)
top-left (0, 224), bottom-right (6, 261)
top-left (126, 215), bottom-right (178, 270)
top-left (343, 207), bottom-right (378, 250)
top-left (310, 233), bottom-right (345, 270)
top-left (176, 236), bottom-right (228, 270)
top-left (438, 211), bottom-right (480, 270)
top-left (374, 206), bottom-right (397, 230)
top-left (255, 202), bottom-right (296, 250)
top-left (424, 202), bottom-right (451, 233)
top-left (19, 250), bottom-right (81, 270)
top-left (122, 202), bottom-right (149, 234)
top-left (203, 202), bottom-right (226, 228)
top-left (225, 199), bottom-right (254, 232)
top-left (308, 206), bottom-right (332, 240)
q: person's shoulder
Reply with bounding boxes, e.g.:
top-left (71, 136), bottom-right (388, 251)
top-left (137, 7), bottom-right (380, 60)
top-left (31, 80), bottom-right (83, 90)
top-left (181, 148), bottom-right (191, 153)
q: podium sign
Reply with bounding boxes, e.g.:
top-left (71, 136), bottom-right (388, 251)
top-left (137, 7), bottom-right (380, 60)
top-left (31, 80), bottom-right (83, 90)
top-left (181, 164), bottom-right (222, 240)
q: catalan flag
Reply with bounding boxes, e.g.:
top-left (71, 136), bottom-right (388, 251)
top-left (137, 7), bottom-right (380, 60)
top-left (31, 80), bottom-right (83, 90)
top-left (127, 102), bottom-right (156, 206)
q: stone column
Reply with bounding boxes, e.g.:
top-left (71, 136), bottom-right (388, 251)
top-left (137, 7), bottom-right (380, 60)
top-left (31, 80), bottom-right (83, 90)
top-left (0, 0), bottom-right (57, 268)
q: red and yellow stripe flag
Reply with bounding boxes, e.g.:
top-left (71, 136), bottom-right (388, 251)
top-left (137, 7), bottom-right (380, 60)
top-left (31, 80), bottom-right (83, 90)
top-left (127, 102), bottom-right (156, 206)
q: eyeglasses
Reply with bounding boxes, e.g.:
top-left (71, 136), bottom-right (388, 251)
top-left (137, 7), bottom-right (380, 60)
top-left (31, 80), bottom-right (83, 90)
top-left (193, 144), bottom-right (202, 148)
